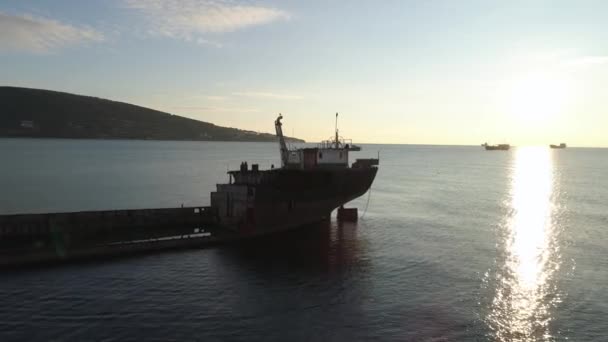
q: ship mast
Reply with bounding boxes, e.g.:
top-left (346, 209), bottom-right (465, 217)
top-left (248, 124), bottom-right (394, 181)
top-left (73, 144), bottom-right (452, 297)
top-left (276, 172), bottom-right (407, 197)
top-left (275, 114), bottom-right (289, 167)
top-left (334, 112), bottom-right (340, 149)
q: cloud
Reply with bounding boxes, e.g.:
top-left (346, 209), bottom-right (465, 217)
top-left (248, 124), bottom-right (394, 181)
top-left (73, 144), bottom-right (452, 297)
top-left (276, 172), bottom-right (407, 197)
top-left (196, 37), bottom-right (223, 48)
top-left (202, 95), bottom-right (228, 101)
top-left (564, 56), bottom-right (608, 67)
top-left (0, 12), bottom-right (104, 53)
top-left (170, 105), bottom-right (261, 113)
top-left (233, 91), bottom-right (303, 100)
top-left (124, 0), bottom-right (289, 42)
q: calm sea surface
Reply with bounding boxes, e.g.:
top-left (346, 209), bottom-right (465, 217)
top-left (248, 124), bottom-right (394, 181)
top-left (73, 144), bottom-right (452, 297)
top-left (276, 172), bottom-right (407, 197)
top-left (0, 139), bottom-right (607, 341)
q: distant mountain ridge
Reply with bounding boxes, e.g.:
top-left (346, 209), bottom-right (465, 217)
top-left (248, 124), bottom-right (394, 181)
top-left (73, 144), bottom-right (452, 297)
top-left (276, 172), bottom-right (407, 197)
top-left (0, 86), bottom-right (304, 143)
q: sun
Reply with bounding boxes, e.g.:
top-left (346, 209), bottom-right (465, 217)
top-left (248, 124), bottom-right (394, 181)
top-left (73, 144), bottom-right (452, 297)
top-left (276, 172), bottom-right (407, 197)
top-left (505, 72), bottom-right (570, 122)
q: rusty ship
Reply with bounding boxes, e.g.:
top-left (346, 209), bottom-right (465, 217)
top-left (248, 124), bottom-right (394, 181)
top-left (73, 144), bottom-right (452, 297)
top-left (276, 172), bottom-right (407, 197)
top-left (211, 114), bottom-right (378, 236)
top-left (0, 114), bottom-right (379, 266)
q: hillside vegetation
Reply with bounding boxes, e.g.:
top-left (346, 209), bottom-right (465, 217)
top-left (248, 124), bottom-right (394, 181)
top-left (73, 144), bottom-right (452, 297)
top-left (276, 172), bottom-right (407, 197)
top-left (0, 87), bottom-right (304, 142)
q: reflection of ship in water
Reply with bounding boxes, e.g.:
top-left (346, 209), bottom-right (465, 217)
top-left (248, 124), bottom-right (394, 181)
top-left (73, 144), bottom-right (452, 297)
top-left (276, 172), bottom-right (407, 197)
top-left (215, 219), bottom-right (371, 340)
top-left (482, 142), bottom-right (510, 151)
top-left (228, 219), bottom-right (368, 273)
top-left (549, 143), bottom-right (566, 149)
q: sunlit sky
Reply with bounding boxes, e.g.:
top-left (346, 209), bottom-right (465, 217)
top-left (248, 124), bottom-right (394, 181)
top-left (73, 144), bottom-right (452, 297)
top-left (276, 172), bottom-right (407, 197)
top-left (1, 0), bottom-right (607, 146)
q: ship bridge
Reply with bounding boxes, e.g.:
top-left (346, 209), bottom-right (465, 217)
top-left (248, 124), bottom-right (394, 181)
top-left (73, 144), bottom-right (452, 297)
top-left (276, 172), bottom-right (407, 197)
top-left (276, 114), bottom-right (376, 170)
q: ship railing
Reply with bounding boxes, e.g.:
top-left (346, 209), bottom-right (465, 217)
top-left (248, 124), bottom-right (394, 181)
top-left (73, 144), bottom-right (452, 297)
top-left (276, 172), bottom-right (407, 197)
top-left (318, 137), bottom-right (356, 149)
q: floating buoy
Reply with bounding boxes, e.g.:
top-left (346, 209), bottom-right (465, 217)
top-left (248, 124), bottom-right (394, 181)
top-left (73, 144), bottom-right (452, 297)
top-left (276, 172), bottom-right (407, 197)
top-left (337, 206), bottom-right (358, 222)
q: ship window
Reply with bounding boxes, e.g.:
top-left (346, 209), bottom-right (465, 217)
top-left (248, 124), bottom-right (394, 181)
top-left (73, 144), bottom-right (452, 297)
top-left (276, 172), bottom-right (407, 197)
top-left (319, 152), bottom-right (323, 159)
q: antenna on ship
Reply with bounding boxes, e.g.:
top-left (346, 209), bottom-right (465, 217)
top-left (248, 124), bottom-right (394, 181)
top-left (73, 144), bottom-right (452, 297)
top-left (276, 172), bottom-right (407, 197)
top-left (335, 112), bottom-right (339, 149)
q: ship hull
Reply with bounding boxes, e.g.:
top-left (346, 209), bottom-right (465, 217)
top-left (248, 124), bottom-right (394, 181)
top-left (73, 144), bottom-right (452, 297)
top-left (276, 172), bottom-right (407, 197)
top-left (255, 168), bottom-right (377, 231)
top-left (484, 146), bottom-right (509, 151)
top-left (217, 167), bottom-right (378, 236)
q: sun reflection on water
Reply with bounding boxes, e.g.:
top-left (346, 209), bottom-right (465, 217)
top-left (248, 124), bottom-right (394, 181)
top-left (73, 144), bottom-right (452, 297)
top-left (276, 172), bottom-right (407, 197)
top-left (487, 147), bottom-right (561, 341)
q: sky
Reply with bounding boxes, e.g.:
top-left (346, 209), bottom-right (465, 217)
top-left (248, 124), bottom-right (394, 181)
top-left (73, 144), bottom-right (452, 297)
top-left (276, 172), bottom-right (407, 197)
top-left (1, 0), bottom-right (608, 146)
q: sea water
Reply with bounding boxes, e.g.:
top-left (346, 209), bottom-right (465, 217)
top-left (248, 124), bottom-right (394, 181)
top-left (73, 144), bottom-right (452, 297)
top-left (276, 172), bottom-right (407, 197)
top-left (0, 139), bottom-right (606, 341)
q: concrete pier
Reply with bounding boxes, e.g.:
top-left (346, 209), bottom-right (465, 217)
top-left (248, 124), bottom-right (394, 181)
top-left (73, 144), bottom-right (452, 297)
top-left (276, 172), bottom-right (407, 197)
top-left (0, 206), bottom-right (226, 267)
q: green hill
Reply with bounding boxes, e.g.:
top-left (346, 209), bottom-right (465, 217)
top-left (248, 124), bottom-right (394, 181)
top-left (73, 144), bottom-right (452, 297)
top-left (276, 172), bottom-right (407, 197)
top-left (0, 87), bottom-right (304, 143)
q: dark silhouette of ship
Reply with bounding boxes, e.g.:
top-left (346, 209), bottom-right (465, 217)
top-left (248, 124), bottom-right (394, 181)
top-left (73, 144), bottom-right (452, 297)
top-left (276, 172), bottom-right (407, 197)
top-left (550, 143), bottom-right (567, 149)
top-left (482, 142), bottom-right (510, 151)
top-left (211, 114), bottom-right (379, 235)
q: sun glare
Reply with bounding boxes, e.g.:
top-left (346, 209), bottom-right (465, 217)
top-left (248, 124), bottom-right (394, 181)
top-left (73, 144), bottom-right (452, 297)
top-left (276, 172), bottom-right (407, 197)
top-left (487, 147), bottom-right (561, 340)
top-left (505, 73), bottom-right (570, 122)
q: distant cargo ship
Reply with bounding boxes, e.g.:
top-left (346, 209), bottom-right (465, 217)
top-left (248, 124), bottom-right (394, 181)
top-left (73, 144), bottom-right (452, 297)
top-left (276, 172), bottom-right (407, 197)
top-left (482, 143), bottom-right (510, 151)
top-left (550, 143), bottom-right (567, 149)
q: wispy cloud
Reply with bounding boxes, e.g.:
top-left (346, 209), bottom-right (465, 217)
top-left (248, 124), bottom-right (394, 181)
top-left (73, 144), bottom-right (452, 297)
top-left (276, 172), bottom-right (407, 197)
top-left (178, 94), bottom-right (228, 101)
top-left (124, 0), bottom-right (289, 43)
top-left (170, 105), bottom-right (261, 113)
top-left (0, 12), bottom-right (103, 53)
top-left (202, 95), bottom-right (228, 101)
top-left (233, 91), bottom-right (303, 100)
top-left (196, 37), bottom-right (223, 48)
top-left (564, 55), bottom-right (608, 67)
